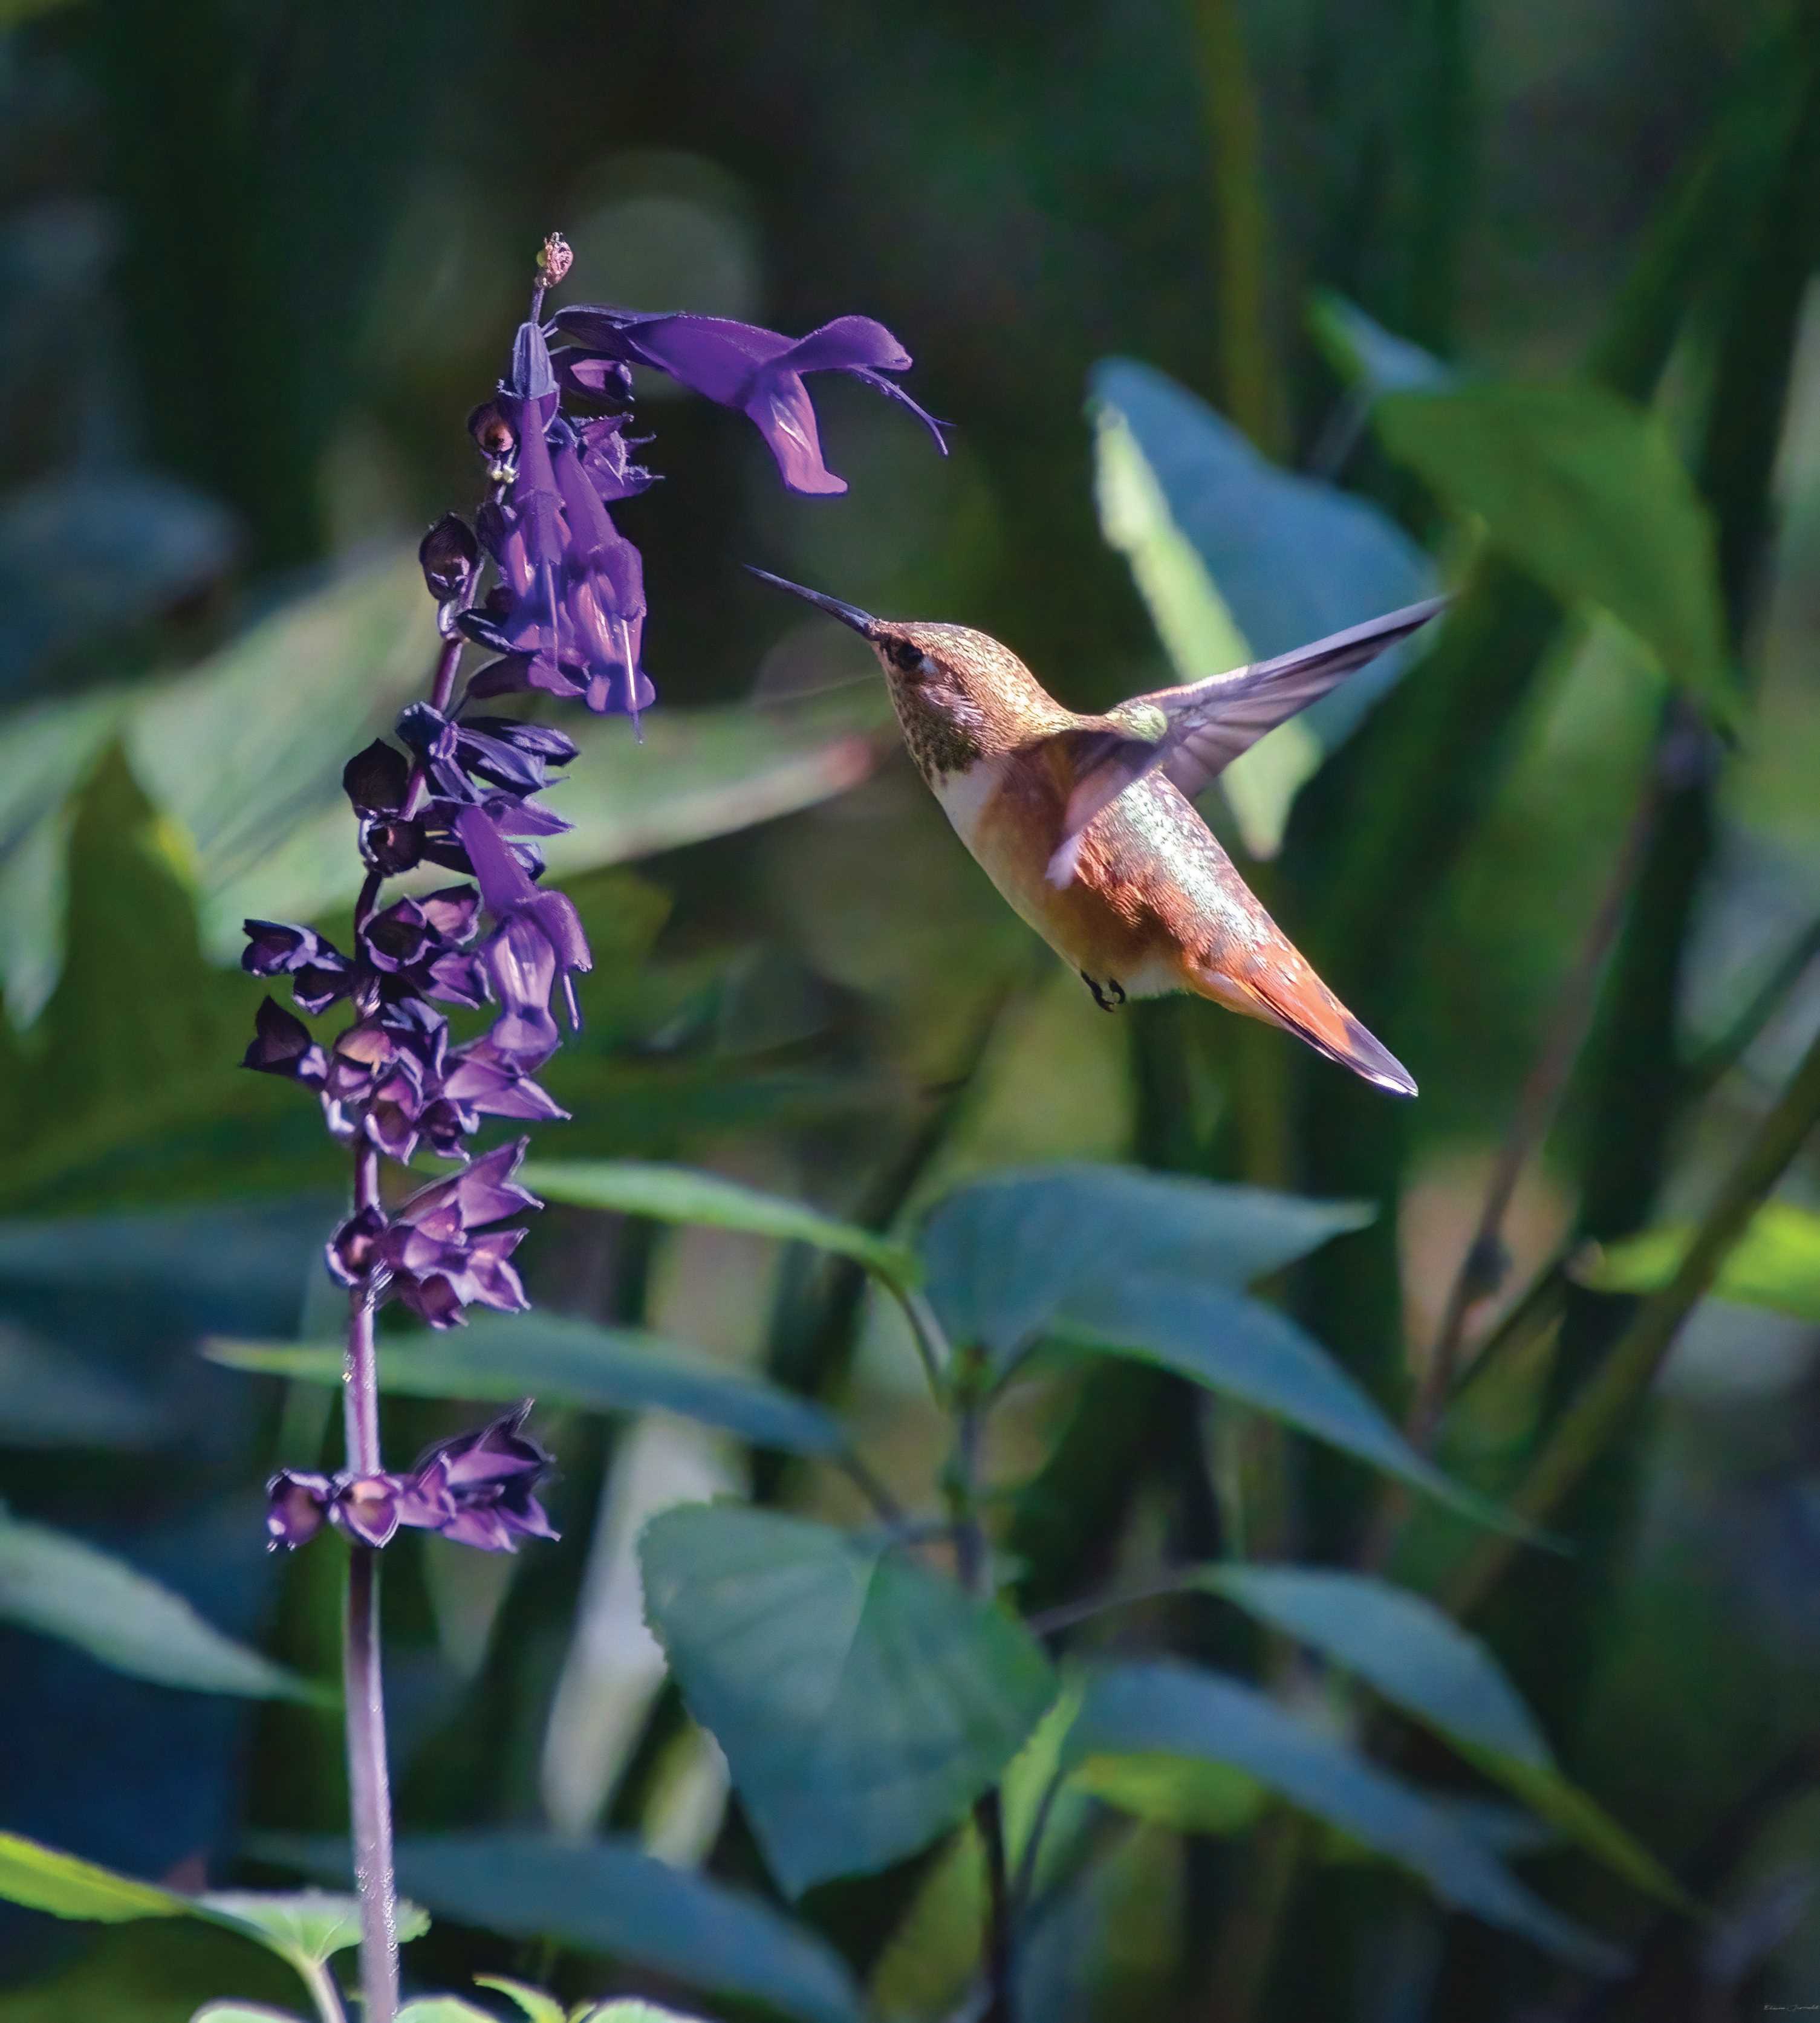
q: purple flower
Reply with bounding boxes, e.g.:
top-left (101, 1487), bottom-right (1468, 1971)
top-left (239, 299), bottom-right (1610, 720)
top-left (551, 305), bottom-right (947, 495)
top-left (456, 804), bottom-right (591, 1063)
top-left (327, 1140), bottom-right (541, 1329)
top-left (242, 998), bottom-right (327, 1085)
top-left (397, 1402), bottom-right (559, 1552)
top-left (265, 1403), bottom-right (558, 1555)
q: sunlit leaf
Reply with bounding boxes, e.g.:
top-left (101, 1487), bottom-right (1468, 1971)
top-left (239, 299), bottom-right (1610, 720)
top-left (473, 1979), bottom-right (568, 2023)
top-left (1090, 357), bottom-right (1435, 854)
top-left (524, 1159), bottom-right (918, 1291)
top-left (0, 1512), bottom-right (327, 1703)
top-left (258, 1830), bottom-right (865, 2023)
top-left (0, 1830), bottom-right (190, 1923)
top-left (395, 2005), bottom-right (495, 2022)
top-left (1574, 1198), bottom-right (1820, 1322)
top-left (1070, 1752), bottom-right (1266, 1836)
top-left (207, 1311), bottom-right (846, 1457)
top-left (1066, 1663), bottom-right (1625, 1972)
top-left (1373, 379), bottom-right (1734, 713)
top-left (1191, 1566), bottom-right (1688, 1906)
top-left (1053, 1275), bottom-right (1538, 1538)
top-left (640, 1504), bottom-right (1057, 1895)
top-left (188, 2006), bottom-right (306, 2022)
top-left (920, 1163), bottom-right (1371, 1370)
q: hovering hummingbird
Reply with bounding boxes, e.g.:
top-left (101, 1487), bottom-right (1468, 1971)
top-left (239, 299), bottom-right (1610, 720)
top-left (750, 570), bottom-right (1446, 1096)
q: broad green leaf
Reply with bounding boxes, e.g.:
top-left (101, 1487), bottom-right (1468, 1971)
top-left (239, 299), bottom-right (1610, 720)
top-left (1575, 1198), bottom-right (1820, 1322)
top-left (0, 1510), bottom-right (327, 1703)
top-left (258, 1830), bottom-right (864, 2023)
top-left (197, 1891), bottom-right (429, 1968)
top-left (396, 2005), bottom-right (496, 2022)
top-left (1066, 1664), bottom-right (1624, 1973)
top-left (1053, 1275), bottom-right (1537, 1538)
top-left (1373, 380), bottom-right (1733, 712)
top-left (0, 1831), bottom-right (191, 1923)
top-left (1090, 357), bottom-right (1435, 855)
top-left (578, 2008), bottom-right (706, 2022)
top-left (207, 1310), bottom-right (845, 1457)
top-left (1190, 1566), bottom-right (1687, 1907)
top-left (640, 1504), bottom-right (1058, 1895)
top-left (920, 1163), bottom-right (1371, 1369)
top-left (523, 1160), bottom-right (918, 1291)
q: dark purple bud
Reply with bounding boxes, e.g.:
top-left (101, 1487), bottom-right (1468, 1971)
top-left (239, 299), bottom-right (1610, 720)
top-left (241, 921), bottom-right (353, 1015)
top-left (266, 1470), bottom-right (333, 1550)
top-left (243, 998), bottom-right (327, 1085)
top-left (335, 1475), bottom-right (405, 1549)
top-left (326, 1204), bottom-right (387, 1286)
top-left (469, 400), bottom-right (516, 463)
top-left (344, 741), bottom-right (410, 815)
top-left (418, 513), bottom-right (479, 602)
top-left (361, 814), bottom-right (426, 877)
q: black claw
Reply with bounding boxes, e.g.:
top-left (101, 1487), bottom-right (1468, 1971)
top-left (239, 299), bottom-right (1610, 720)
top-left (1082, 972), bottom-right (1126, 1013)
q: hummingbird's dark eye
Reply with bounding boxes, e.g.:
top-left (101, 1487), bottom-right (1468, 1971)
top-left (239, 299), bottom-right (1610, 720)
top-left (891, 639), bottom-right (925, 674)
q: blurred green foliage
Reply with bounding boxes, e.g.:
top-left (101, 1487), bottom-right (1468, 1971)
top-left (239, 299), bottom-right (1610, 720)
top-left (5, 0), bottom-right (1820, 2019)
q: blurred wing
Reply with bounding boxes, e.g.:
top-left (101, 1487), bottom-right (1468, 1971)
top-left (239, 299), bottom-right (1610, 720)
top-left (1045, 596), bottom-right (1446, 886)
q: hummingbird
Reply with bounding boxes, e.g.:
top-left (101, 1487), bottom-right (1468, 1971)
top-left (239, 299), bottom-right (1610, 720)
top-left (750, 570), bottom-right (1446, 1097)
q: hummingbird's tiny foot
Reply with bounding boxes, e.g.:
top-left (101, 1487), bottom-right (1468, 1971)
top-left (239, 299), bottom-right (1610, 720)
top-left (1082, 972), bottom-right (1126, 1013)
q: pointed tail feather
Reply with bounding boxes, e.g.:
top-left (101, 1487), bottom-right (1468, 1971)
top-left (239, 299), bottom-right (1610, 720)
top-left (1188, 950), bottom-right (1417, 1098)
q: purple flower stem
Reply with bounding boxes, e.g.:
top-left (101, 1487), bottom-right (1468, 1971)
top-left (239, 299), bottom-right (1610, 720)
top-left (342, 1142), bottom-right (400, 2023)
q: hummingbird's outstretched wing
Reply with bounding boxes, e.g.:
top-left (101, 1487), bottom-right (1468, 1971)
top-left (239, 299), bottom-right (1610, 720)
top-left (1045, 596), bottom-right (1447, 886)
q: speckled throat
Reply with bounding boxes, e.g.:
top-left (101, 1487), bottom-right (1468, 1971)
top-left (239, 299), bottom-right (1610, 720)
top-left (880, 622), bottom-right (1073, 785)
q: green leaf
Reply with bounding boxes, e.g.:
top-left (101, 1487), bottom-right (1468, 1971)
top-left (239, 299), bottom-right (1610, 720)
top-left (1306, 291), bottom-right (1453, 400)
top-left (396, 2005), bottom-right (496, 2022)
top-left (576, 2007), bottom-right (706, 2022)
top-left (639, 1505), bottom-right (1058, 1895)
top-left (1575, 1198), bottom-right (1820, 1321)
top-left (197, 1891), bottom-right (429, 1969)
top-left (1070, 1752), bottom-right (1266, 1836)
top-left (0, 1510), bottom-right (327, 1703)
top-left (1090, 357), bottom-right (1435, 855)
top-left (1373, 379), bottom-right (1734, 713)
top-left (473, 1979), bottom-right (568, 2023)
top-left (207, 1311), bottom-right (845, 1458)
top-left (188, 2007), bottom-right (307, 2022)
top-left (1054, 1275), bottom-right (1538, 1538)
top-left (257, 1830), bottom-right (864, 2023)
top-left (1190, 1567), bottom-right (1688, 1908)
top-left (1066, 1664), bottom-right (1625, 1973)
top-left (522, 1160), bottom-right (918, 1291)
top-left (920, 1163), bottom-right (1372, 1369)
top-left (0, 1831), bottom-right (192, 1923)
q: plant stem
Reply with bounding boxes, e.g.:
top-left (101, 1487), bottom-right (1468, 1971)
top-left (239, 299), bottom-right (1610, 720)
top-left (343, 1143), bottom-right (399, 2023)
top-left (951, 1394), bottom-right (1015, 2023)
top-left (1442, 1013), bottom-right (1820, 1619)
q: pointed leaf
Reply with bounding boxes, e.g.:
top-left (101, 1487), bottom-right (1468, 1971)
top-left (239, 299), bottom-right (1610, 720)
top-left (256, 1830), bottom-right (864, 2023)
top-left (189, 2007), bottom-right (307, 2022)
top-left (524, 1160), bottom-right (917, 1291)
top-left (207, 1311), bottom-right (845, 1458)
top-left (0, 1512), bottom-right (327, 1703)
top-left (1090, 357), bottom-right (1435, 853)
top-left (0, 1830), bottom-right (191, 1923)
top-left (473, 1979), bottom-right (568, 2023)
top-left (640, 1504), bottom-right (1057, 1894)
top-left (1307, 293), bottom-right (1453, 400)
top-left (396, 2005), bottom-right (496, 2022)
top-left (1066, 1663), bottom-right (1624, 1973)
top-left (1373, 380), bottom-right (1734, 713)
top-left (1053, 1275), bottom-right (1538, 1538)
top-left (920, 1163), bottom-right (1371, 1369)
top-left (1575, 1198), bottom-right (1820, 1322)
top-left (1191, 1566), bottom-right (1688, 1907)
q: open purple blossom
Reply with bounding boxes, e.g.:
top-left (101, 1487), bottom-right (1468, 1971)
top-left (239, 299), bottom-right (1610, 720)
top-left (455, 802), bottom-right (591, 1063)
top-left (551, 305), bottom-right (948, 495)
top-left (267, 1403), bottom-right (558, 1555)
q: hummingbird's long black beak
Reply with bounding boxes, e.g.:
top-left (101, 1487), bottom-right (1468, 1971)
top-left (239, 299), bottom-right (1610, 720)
top-left (745, 567), bottom-right (879, 638)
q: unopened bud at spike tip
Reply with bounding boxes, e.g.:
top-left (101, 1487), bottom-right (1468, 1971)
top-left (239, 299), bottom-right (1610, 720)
top-left (538, 232), bottom-right (573, 288)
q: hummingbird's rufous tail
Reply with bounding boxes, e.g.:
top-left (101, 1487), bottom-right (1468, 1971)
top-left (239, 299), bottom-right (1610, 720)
top-left (1186, 946), bottom-right (1417, 1097)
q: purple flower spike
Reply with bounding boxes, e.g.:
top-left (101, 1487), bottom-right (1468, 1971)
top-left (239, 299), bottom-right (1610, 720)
top-left (455, 804), bottom-right (591, 1056)
top-left (551, 305), bottom-right (948, 495)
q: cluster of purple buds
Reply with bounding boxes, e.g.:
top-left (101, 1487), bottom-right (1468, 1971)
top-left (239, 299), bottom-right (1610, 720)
top-left (239, 234), bottom-right (940, 1550)
top-left (268, 1403), bottom-right (557, 1555)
